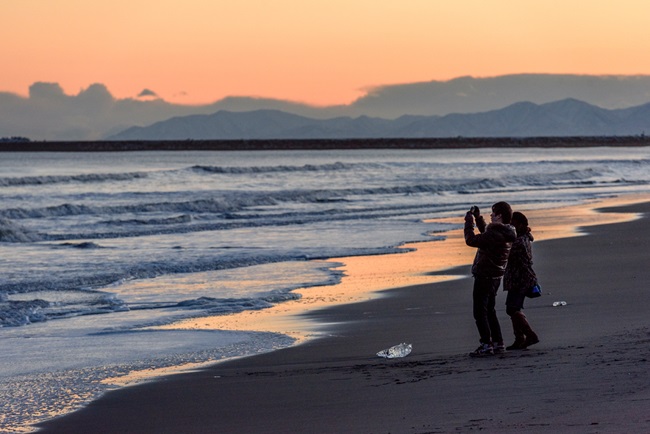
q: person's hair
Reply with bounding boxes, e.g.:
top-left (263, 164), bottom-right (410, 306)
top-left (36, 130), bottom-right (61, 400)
top-left (511, 211), bottom-right (530, 236)
top-left (492, 201), bottom-right (513, 224)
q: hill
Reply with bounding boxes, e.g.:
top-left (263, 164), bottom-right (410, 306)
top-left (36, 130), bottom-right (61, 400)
top-left (107, 99), bottom-right (650, 140)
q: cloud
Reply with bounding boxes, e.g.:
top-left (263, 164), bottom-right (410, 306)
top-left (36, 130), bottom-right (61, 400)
top-left (0, 83), bottom-right (208, 140)
top-left (137, 88), bottom-right (159, 99)
top-left (348, 74), bottom-right (650, 118)
top-left (29, 82), bottom-right (67, 100)
top-left (0, 85), bottom-right (343, 140)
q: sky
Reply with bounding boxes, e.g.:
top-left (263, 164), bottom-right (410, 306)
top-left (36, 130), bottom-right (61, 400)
top-left (3, 0), bottom-right (650, 107)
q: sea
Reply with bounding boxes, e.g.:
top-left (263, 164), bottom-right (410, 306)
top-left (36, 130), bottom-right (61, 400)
top-left (1, 146), bottom-right (649, 432)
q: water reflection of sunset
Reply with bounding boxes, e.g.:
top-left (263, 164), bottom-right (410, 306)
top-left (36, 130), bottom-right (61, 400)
top-left (157, 195), bottom-right (645, 342)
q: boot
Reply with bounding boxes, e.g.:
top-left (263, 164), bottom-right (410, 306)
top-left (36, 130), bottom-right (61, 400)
top-left (506, 313), bottom-right (527, 350)
top-left (517, 311), bottom-right (539, 348)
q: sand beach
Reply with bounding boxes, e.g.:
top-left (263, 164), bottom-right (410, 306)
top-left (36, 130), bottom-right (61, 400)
top-left (36, 196), bottom-right (650, 433)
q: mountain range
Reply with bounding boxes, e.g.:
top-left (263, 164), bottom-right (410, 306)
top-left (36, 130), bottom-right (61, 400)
top-left (108, 98), bottom-right (650, 140)
top-left (4, 74), bottom-right (650, 141)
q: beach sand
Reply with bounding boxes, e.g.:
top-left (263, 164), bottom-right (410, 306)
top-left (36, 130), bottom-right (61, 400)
top-left (36, 197), bottom-right (650, 433)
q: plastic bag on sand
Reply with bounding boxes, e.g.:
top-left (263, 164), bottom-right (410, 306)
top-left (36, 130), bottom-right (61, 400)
top-left (376, 342), bottom-right (412, 358)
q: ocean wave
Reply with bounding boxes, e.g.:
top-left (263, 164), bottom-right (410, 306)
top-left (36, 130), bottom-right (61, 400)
top-left (1, 260), bottom-right (341, 328)
top-left (101, 214), bottom-right (192, 226)
top-left (0, 299), bottom-right (49, 326)
top-left (3, 165), bottom-right (644, 243)
top-left (173, 291), bottom-right (301, 315)
top-left (0, 171), bottom-right (149, 187)
top-left (533, 158), bottom-right (650, 166)
top-left (0, 251), bottom-right (331, 296)
top-left (0, 218), bottom-right (43, 242)
top-left (0, 289), bottom-right (310, 328)
top-left (59, 241), bottom-right (105, 249)
top-left (191, 161), bottom-right (353, 174)
top-left (0, 287), bottom-right (297, 328)
top-left (0, 197), bottom-right (267, 220)
top-left (0, 167), bottom-right (623, 221)
top-left (1, 290), bottom-right (128, 327)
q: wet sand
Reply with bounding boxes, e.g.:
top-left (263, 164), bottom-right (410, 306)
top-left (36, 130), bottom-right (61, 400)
top-left (37, 197), bottom-right (650, 433)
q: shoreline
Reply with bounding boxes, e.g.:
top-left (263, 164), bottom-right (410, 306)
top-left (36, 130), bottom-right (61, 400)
top-left (153, 194), bottom-right (647, 343)
top-left (2, 137), bottom-right (650, 152)
top-left (34, 193), bottom-right (650, 433)
top-left (90, 194), bottom-right (647, 392)
top-left (36, 195), bottom-right (650, 433)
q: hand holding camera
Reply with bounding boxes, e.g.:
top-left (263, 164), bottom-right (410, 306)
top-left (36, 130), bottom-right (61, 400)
top-left (469, 206), bottom-right (480, 218)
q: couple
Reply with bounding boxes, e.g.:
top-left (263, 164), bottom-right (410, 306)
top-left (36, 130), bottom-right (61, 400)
top-left (464, 201), bottom-right (540, 357)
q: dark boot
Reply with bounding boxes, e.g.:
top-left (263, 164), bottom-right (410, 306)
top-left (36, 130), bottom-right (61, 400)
top-left (517, 311), bottom-right (539, 347)
top-left (506, 313), bottom-right (527, 350)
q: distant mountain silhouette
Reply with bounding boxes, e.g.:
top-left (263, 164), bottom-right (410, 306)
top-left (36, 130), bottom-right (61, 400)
top-left (107, 98), bottom-right (650, 140)
top-left (6, 74), bottom-right (650, 140)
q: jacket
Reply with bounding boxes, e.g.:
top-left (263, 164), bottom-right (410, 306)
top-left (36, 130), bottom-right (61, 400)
top-left (503, 231), bottom-right (537, 294)
top-left (464, 212), bottom-right (517, 278)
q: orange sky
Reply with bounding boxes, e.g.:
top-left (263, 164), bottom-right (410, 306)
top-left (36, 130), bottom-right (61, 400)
top-left (3, 0), bottom-right (650, 106)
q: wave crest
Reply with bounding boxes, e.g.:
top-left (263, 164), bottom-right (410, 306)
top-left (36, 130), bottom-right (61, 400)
top-left (0, 172), bottom-right (149, 187)
top-left (0, 218), bottom-right (42, 242)
top-left (191, 162), bottom-right (351, 174)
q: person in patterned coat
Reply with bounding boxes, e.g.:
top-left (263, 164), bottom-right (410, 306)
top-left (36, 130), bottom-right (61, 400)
top-left (503, 211), bottom-right (540, 350)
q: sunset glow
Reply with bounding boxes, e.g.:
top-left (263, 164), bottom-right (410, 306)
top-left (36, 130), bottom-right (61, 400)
top-left (3, 0), bottom-right (650, 105)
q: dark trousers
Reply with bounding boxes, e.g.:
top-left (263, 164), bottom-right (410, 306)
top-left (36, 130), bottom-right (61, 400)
top-left (505, 290), bottom-right (527, 316)
top-left (472, 276), bottom-right (503, 344)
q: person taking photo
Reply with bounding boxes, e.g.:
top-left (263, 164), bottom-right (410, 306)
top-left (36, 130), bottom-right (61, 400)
top-left (464, 202), bottom-right (517, 357)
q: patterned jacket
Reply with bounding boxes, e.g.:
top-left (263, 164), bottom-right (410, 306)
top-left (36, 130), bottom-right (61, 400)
top-left (464, 213), bottom-right (517, 278)
top-left (503, 231), bottom-right (537, 293)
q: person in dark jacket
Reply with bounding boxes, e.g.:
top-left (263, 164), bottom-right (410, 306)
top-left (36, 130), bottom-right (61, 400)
top-left (503, 211), bottom-right (540, 350)
top-left (464, 201), bottom-right (516, 357)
